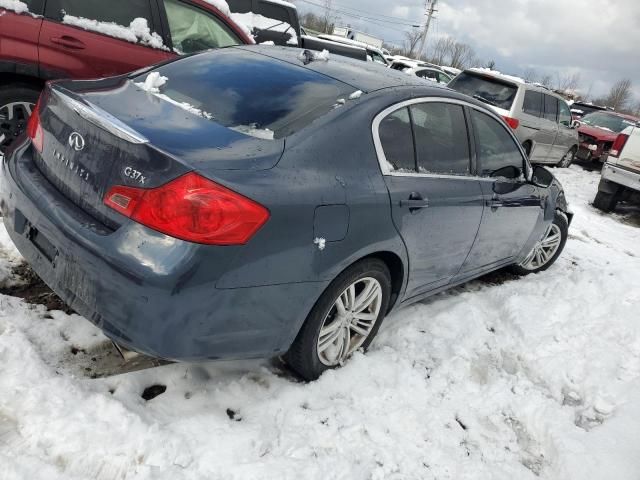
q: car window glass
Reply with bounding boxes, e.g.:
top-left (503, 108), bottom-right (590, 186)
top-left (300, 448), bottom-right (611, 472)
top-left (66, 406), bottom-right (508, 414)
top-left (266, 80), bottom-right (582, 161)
top-left (379, 108), bottom-right (416, 173)
top-left (448, 73), bottom-right (518, 111)
top-left (411, 103), bottom-right (470, 176)
top-left (418, 70), bottom-right (437, 80)
top-left (164, 0), bottom-right (241, 54)
top-left (558, 101), bottom-right (572, 127)
top-left (437, 73), bottom-right (452, 84)
top-left (522, 90), bottom-right (543, 117)
top-left (472, 109), bottom-right (524, 177)
top-left (23, 0), bottom-right (45, 14)
top-left (544, 95), bottom-right (558, 122)
top-left (45, 0), bottom-right (153, 26)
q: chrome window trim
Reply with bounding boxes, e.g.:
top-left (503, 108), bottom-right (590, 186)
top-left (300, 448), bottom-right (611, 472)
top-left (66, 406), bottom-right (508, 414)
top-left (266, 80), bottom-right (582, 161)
top-left (372, 96), bottom-right (532, 181)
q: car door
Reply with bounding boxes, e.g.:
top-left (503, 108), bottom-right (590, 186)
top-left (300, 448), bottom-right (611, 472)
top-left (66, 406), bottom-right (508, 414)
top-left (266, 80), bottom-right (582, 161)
top-left (0, 0), bottom-right (44, 75)
top-left (536, 94), bottom-right (561, 163)
top-left (375, 100), bottom-right (484, 299)
top-left (520, 89), bottom-right (550, 162)
top-left (39, 0), bottom-right (173, 79)
top-left (159, 0), bottom-right (246, 54)
top-left (553, 99), bottom-right (576, 159)
top-left (459, 108), bottom-right (543, 276)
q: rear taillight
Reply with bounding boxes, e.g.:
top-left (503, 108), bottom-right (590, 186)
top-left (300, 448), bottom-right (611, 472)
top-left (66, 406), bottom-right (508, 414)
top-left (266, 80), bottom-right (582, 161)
top-left (26, 97), bottom-right (43, 153)
top-left (104, 172), bottom-right (270, 245)
top-left (502, 116), bottom-right (520, 130)
top-left (609, 133), bottom-right (629, 158)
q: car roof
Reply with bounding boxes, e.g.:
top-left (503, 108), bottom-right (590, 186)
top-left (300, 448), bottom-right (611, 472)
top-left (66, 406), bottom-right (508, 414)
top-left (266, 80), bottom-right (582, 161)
top-left (235, 45), bottom-right (427, 92)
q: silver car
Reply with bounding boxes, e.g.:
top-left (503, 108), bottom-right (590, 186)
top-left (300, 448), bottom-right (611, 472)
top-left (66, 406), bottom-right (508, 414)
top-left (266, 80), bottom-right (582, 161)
top-left (449, 69), bottom-right (579, 167)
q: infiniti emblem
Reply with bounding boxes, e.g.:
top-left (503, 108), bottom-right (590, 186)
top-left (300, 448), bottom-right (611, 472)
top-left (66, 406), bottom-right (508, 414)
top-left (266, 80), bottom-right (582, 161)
top-left (68, 132), bottom-right (85, 151)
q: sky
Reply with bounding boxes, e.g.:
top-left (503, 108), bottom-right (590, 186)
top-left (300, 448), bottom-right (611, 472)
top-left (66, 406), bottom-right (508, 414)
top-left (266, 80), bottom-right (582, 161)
top-left (294, 0), bottom-right (640, 104)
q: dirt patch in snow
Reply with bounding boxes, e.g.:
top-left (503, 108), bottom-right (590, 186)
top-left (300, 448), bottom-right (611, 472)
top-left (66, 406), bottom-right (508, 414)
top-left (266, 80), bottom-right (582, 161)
top-left (0, 263), bottom-right (74, 314)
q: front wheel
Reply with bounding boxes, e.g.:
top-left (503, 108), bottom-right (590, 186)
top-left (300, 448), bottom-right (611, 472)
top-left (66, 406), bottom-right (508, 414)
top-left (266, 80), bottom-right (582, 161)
top-left (558, 146), bottom-right (577, 168)
top-left (512, 211), bottom-right (568, 275)
top-left (285, 259), bottom-right (391, 381)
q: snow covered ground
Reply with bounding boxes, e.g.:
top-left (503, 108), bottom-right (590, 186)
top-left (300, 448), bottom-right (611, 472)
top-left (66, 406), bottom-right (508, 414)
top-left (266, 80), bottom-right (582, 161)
top-left (1, 165), bottom-right (639, 480)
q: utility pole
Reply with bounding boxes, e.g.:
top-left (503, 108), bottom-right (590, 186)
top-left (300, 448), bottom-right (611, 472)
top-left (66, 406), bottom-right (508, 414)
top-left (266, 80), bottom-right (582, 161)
top-left (417, 0), bottom-right (437, 59)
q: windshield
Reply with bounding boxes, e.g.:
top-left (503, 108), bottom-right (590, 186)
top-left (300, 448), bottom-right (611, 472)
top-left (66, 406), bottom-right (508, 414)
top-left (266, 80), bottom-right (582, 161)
top-left (448, 72), bottom-right (517, 111)
top-left (581, 112), bottom-right (638, 133)
top-left (134, 48), bottom-right (355, 140)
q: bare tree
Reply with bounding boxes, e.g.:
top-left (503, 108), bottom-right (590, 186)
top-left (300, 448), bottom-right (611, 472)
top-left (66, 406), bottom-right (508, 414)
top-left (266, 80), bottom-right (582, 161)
top-left (486, 60), bottom-right (496, 70)
top-left (427, 37), bottom-right (453, 65)
top-left (522, 68), bottom-right (538, 83)
top-left (539, 74), bottom-right (553, 88)
top-left (447, 42), bottom-right (475, 69)
top-left (555, 72), bottom-right (581, 93)
top-left (606, 79), bottom-right (633, 111)
top-left (403, 29), bottom-right (424, 58)
top-left (424, 36), bottom-right (477, 69)
top-left (633, 100), bottom-right (640, 117)
top-left (320, 0), bottom-right (335, 34)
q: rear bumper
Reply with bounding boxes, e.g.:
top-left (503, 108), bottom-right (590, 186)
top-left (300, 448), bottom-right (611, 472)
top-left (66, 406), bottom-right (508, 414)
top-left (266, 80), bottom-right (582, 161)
top-left (0, 142), bottom-right (325, 361)
top-left (601, 162), bottom-right (640, 193)
top-left (577, 141), bottom-right (606, 161)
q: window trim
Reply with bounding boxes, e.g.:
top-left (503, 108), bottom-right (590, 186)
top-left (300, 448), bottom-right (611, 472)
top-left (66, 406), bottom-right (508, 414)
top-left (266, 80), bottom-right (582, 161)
top-left (372, 96), bottom-right (531, 181)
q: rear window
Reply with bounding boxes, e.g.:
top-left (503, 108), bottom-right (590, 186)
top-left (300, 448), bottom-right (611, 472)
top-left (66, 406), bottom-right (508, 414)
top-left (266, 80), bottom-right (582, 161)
top-left (135, 48), bottom-right (355, 139)
top-left (448, 72), bottom-right (517, 111)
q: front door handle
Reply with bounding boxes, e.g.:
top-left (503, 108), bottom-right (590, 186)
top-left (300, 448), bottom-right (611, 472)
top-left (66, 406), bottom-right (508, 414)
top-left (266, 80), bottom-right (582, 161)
top-left (50, 36), bottom-right (86, 50)
top-left (400, 192), bottom-right (429, 212)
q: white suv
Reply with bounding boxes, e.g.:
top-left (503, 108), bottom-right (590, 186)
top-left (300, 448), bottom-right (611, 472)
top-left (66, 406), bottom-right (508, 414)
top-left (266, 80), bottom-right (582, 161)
top-left (594, 125), bottom-right (640, 211)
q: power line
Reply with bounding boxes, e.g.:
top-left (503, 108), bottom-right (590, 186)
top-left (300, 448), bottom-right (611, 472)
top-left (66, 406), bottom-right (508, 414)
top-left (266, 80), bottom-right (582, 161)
top-left (296, 0), bottom-right (421, 27)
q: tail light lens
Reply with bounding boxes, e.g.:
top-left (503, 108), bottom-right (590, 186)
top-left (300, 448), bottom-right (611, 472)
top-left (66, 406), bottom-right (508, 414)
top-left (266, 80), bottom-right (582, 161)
top-left (502, 116), bottom-right (520, 130)
top-left (609, 133), bottom-right (629, 158)
top-left (26, 96), bottom-right (43, 153)
top-left (104, 172), bottom-right (270, 245)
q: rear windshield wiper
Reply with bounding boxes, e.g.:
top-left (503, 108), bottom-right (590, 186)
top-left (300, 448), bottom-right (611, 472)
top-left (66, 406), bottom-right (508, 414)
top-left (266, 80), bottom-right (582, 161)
top-left (473, 94), bottom-right (499, 108)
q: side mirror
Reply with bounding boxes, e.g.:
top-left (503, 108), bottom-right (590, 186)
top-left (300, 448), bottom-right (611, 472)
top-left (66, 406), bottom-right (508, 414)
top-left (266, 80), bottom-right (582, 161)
top-left (491, 165), bottom-right (521, 180)
top-left (530, 165), bottom-right (554, 188)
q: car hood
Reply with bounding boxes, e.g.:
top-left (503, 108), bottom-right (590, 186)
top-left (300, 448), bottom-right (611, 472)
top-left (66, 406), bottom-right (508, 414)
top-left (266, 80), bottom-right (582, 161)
top-left (578, 124), bottom-right (618, 141)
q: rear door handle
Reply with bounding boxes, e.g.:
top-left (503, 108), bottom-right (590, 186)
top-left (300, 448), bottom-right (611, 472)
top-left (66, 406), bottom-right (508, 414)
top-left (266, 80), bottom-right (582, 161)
top-left (400, 192), bottom-right (429, 212)
top-left (50, 36), bottom-right (86, 50)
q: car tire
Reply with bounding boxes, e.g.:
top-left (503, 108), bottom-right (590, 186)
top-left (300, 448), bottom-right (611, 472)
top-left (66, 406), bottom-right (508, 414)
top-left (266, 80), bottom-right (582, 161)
top-left (511, 211), bottom-right (568, 275)
top-left (0, 83), bottom-right (42, 153)
top-left (285, 258), bottom-right (392, 381)
top-left (593, 191), bottom-right (619, 212)
top-left (558, 146), bottom-right (577, 168)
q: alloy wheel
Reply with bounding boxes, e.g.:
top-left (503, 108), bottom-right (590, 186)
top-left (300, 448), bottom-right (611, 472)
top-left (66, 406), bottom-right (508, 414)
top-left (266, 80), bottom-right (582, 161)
top-left (316, 277), bottom-right (383, 366)
top-left (0, 101), bottom-right (35, 150)
top-left (559, 147), bottom-right (576, 168)
top-left (519, 224), bottom-right (563, 271)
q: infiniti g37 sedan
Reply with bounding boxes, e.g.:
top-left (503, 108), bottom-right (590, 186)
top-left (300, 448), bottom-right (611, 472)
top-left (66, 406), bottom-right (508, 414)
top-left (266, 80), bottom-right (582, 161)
top-left (0, 46), bottom-right (572, 381)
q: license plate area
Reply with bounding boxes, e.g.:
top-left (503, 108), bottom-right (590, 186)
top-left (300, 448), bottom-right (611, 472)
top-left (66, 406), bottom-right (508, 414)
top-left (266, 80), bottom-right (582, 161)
top-left (26, 224), bottom-right (58, 263)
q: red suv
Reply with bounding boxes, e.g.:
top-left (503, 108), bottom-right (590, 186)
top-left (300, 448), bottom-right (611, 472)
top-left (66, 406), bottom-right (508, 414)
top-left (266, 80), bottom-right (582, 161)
top-left (0, 0), bottom-right (252, 151)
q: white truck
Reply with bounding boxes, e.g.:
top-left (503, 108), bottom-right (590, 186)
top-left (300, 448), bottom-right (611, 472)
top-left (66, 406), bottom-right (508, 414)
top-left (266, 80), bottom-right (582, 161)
top-left (331, 27), bottom-right (384, 49)
top-left (594, 125), bottom-right (640, 211)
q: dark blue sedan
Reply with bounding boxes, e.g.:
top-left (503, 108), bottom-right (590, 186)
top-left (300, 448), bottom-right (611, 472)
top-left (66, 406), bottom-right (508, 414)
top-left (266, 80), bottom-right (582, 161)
top-left (0, 46), bottom-right (571, 380)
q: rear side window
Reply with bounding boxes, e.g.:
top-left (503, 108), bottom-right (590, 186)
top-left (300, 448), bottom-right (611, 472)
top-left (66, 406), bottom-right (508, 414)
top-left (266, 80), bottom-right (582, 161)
top-left (448, 72), bottom-right (517, 111)
top-left (164, 0), bottom-right (240, 54)
top-left (138, 49), bottom-right (354, 139)
top-left (45, 0), bottom-right (153, 25)
top-left (471, 110), bottom-right (524, 177)
top-left (522, 90), bottom-right (543, 117)
top-left (544, 95), bottom-right (558, 122)
top-left (379, 108), bottom-right (416, 172)
top-left (411, 103), bottom-right (470, 175)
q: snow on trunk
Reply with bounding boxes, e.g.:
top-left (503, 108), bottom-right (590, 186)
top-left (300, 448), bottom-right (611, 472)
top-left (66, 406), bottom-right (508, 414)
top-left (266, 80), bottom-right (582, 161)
top-left (62, 15), bottom-right (167, 51)
top-left (135, 73), bottom-right (212, 120)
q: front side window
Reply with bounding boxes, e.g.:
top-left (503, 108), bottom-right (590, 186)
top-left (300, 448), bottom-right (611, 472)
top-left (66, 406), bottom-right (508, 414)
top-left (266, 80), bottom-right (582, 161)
top-left (471, 110), bottom-right (524, 177)
top-left (522, 90), bottom-right (543, 117)
top-left (411, 103), bottom-right (470, 175)
top-left (164, 0), bottom-right (241, 54)
top-left (544, 95), bottom-right (558, 122)
top-left (558, 101), bottom-right (572, 127)
top-left (46, 0), bottom-right (153, 25)
top-left (378, 108), bottom-right (415, 172)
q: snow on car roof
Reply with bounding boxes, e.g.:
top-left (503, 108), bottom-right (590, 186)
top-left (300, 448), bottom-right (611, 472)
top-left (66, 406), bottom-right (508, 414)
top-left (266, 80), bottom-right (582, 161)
top-left (468, 67), bottom-right (526, 85)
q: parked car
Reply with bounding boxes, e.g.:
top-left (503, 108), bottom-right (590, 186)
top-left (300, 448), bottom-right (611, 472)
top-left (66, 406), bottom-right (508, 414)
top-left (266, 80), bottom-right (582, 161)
top-left (594, 125), bottom-right (640, 211)
top-left (0, 46), bottom-right (571, 381)
top-left (317, 34), bottom-right (388, 66)
top-left (576, 111), bottom-right (640, 163)
top-left (440, 65), bottom-right (462, 78)
top-left (404, 66), bottom-right (452, 85)
top-left (570, 101), bottom-right (607, 121)
top-left (331, 26), bottom-right (384, 49)
top-left (0, 0), bottom-right (253, 152)
top-left (448, 69), bottom-right (579, 167)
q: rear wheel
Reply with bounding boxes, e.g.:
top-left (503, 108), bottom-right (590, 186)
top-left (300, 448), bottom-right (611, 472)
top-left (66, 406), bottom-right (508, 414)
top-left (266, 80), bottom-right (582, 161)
top-left (558, 146), bottom-right (577, 168)
top-left (512, 211), bottom-right (568, 275)
top-left (285, 259), bottom-right (391, 381)
top-left (593, 191), bottom-right (619, 212)
top-left (0, 84), bottom-right (41, 153)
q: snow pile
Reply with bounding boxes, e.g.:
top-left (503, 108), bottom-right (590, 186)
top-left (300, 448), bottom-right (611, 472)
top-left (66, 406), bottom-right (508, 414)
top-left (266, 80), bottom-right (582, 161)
top-left (298, 49), bottom-right (330, 65)
top-left (1, 166), bottom-right (640, 479)
top-left (230, 11), bottom-right (298, 45)
top-left (313, 237), bottom-right (326, 251)
top-left (0, 0), bottom-right (27, 14)
top-left (349, 90), bottom-right (363, 100)
top-left (470, 67), bottom-right (526, 85)
top-left (201, 0), bottom-right (231, 16)
top-left (135, 73), bottom-right (213, 120)
top-left (62, 15), bottom-right (167, 51)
